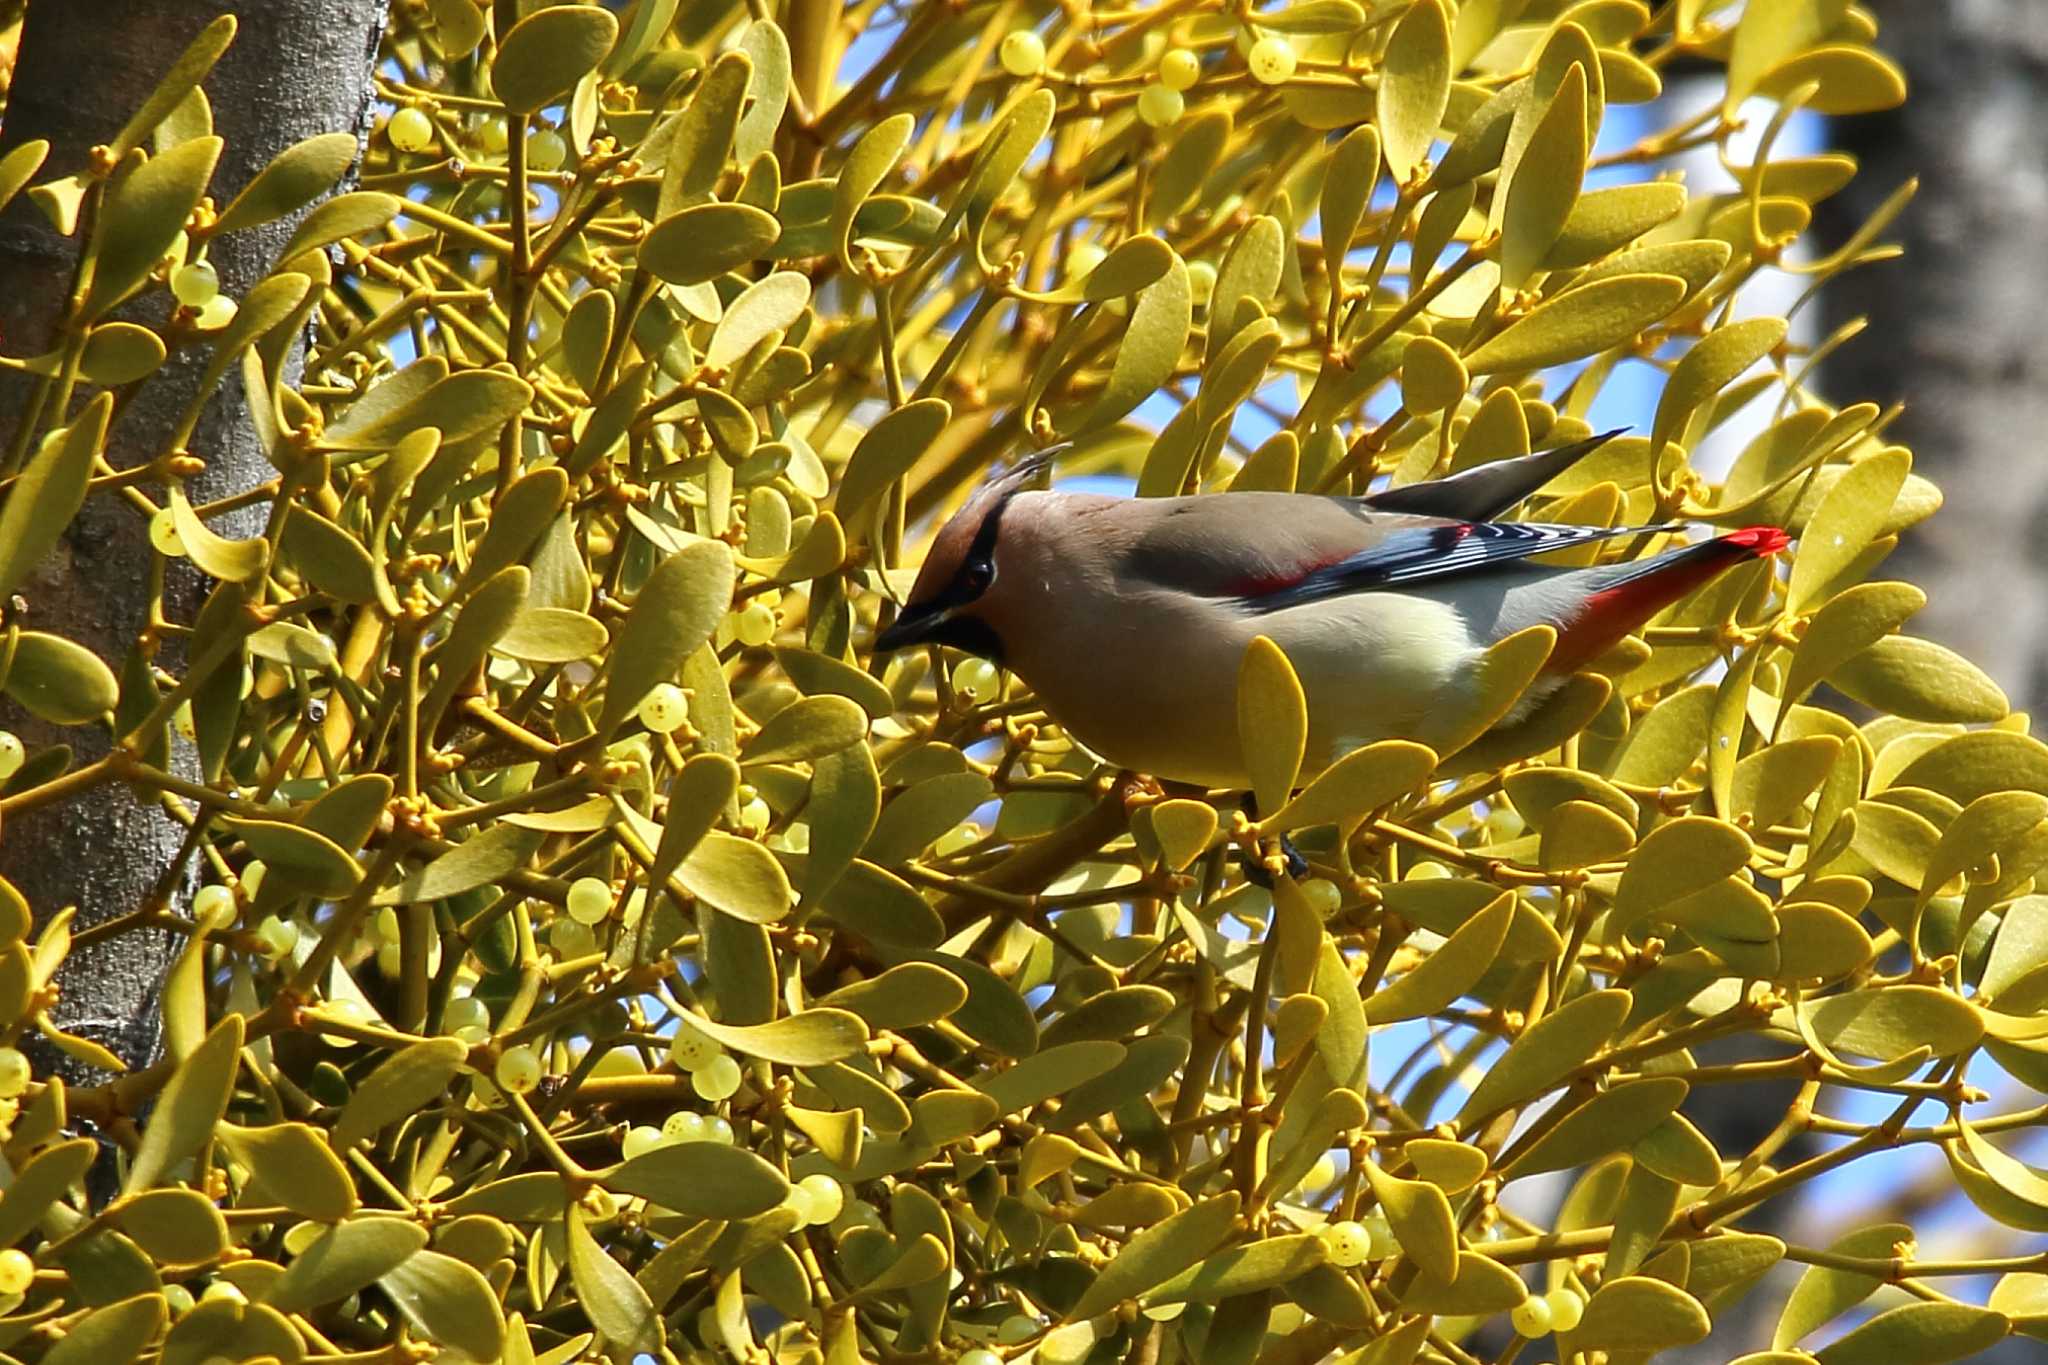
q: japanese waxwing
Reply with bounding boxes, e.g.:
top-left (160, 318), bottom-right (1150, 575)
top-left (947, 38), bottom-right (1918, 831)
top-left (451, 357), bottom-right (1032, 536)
top-left (874, 433), bottom-right (1789, 792)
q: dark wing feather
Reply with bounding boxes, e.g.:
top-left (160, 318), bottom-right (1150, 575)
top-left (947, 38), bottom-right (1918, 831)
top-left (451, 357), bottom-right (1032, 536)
top-left (1359, 430), bottom-right (1624, 522)
top-left (1236, 519), bottom-right (1676, 613)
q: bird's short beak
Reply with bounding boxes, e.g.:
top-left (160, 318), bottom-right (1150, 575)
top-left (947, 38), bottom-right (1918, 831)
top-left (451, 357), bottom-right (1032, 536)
top-left (874, 605), bottom-right (944, 652)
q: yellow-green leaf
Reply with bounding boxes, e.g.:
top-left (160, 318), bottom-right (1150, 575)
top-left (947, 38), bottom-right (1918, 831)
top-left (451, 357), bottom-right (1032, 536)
top-left (599, 540), bottom-right (735, 739)
top-left (1465, 273), bottom-right (1687, 374)
top-left (127, 1013), bottom-right (242, 1192)
top-left (216, 1121), bottom-right (357, 1221)
top-left (0, 393), bottom-right (107, 600)
top-left (214, 130), bottom-right (358, 232)
top-left (380, 1248), bottom-right (508, 1361)
top-left (1367, 893), bottom-right (1512, 1023)
top-left (1457, 988), bottom-right (1630, 1126)
top-left (1499, 64), bottom-right (1587, 291)
top-left (1573, 1276), bottom-right (1711, 1351)
top-left (1239, 635), bottom-right (1307, 817)
top-left (1832, 635), bottom-right (2009, 724)
top-left (1378, 0), bottom-right (1452, 182)
top-left (1360, 1159), bottom-right (1458, 1281)
top-left (604, 1140), bottom-right (790, 1218)
top-left (492, 4), bottom-right (617, 113)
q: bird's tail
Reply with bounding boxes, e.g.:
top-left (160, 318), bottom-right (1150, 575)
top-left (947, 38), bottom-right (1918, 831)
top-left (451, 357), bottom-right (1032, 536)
top-left (1546, 526), bottom-right (1791, 674)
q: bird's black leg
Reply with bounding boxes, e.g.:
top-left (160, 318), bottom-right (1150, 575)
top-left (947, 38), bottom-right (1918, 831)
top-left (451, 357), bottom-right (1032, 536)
top-left (1240, 793), bottom-right (1309, 887)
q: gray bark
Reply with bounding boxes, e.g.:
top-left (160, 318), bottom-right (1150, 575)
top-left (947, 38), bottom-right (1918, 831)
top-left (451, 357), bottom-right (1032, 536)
top-left (0, 0), bottom-right (386, 1073)
top-left (1817, 1), bottom-right (2048, 713)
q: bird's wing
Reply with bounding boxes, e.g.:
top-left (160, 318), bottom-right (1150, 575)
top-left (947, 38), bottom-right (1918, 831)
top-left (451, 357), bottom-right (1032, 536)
top-left (1358, 430), bottom-right (1624, 522)
top-left (1230, 519), bottom-right (1673, 613)
top-left (1108, 492), bottom-right (1673, 610)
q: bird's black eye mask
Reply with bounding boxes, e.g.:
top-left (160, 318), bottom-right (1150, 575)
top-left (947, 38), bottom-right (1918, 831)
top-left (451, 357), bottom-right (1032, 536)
top-left (873, 478), bottom-right (1025, 661)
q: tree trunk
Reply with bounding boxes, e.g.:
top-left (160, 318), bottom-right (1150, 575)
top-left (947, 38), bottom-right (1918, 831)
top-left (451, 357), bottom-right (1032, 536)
top-left (0, 0), bottom-right (387, 1074)
top-left (1818, 3), bottom-right (2048, 713)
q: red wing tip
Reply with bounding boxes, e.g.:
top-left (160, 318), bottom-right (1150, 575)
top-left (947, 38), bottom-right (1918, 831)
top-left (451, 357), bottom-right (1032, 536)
top-left (1726, 526), bottom-right (1792, 555)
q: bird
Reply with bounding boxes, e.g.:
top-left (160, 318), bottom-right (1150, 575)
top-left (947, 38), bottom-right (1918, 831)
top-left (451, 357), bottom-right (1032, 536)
top-left (873, 432), bottom-right (1789, 792)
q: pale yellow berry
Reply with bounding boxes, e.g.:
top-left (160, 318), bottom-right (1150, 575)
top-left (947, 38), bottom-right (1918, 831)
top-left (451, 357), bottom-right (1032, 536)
top-left (737, 797), bottom-right (772, 835)
top-left (526, 127), bottom-right (568, 171)
top-left (998, 1315), bottom-right (1041, 1343)
top-left (566, 876), bottom-right (614, 925)
top-left (668, 1021), bottom-right (720, 1071)
top-left (495, 1044), bottom-right (542, 1093)
top-left (692, 1053), bottom-right (742, 1101)
top-left (637, 682), bottom-right (689, 733)
top-left (254, 916), bottom-right (298, 960)
top-left (1362, 1210), bottom-right (1398, 1260)
top-left (193, 883), bottom-right (236, 930)
top-left (705, 1116), bottom-right (735, 1144)
top-left (1248, 36), bottom-right (1297, 84)
top-left (196, 294), bottom-right (237, 329)
top-left (1545, 1287), bottom-right (1585, 1332)
top-left (735, 600), bottom-right (777, 646)
top-left (1187, 259), bottom-right (1217, 307)
top-left (161, 1283), bottom-right (195, 1316)
top-left (1510, 1294), bottom-right (1554, 1338)
top-left (951, 657), bottom-right (1000, 701)
top-left (999, 29), bottom-right (1046, 77)
top-left (663, 1110), bottom-right (708, 1143)
top-left (387, 106), bottom-right (435, 153)
top-left (1323, 1219), bottom-right (1371, 1267)
top-left (200, 1278), bottom-right (245, 1304)
top-left (622, 1125), bottom-right (665, 1160)
top-left (170, 260), bottom-right (219, 307)
top-left (960, 1350), bottom-right (1003, 1365)
top-left (1137, 84), bottom-right (1185, 128)
top-left (150, 508), bottom-right (186, 557)
top-left (797, 1172), bottom-right (845, 1225)
top-left (0, 1048), bottom-right (28, 1099)
top-left (0, 732), bottom-right (22, 782)
top-left (476, 117), bottom-right (509, 154)
top-left (0, 1250), bottom-right (29, 1296)
top-left (1159, 48), bottom-right (1201, 92)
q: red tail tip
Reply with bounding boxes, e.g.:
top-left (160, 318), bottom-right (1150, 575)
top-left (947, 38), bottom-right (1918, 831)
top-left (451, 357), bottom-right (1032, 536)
top-left (1725, 526), bottom-right (1791, 556)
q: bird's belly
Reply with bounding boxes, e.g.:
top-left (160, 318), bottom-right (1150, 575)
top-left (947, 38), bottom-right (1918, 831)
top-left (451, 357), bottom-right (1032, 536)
top-left (1264, 593), bottom-right (1482, 774)
top-left (1010, 591), bottom-right (1485, 791)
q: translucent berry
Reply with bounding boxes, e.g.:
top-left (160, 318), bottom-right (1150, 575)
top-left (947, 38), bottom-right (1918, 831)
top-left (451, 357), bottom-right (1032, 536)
top-left (1510, 1294), bottom-right (1554, 1338)
top-left (0, 1048), bottom-right (29, 1099)
top-left (959, 1351), bottom-right (1003, 1365)
top-left (662, 1110), bottom-right (708, 1143)
top-left (525, 127), bottom-right (568, 171)
top-left (637, 682), bottom-right (689, 733)
top-left (170, 260), bottom-right (219, 307)
top-left (444, 995), bottom-right (489, 1037)
top-left (951, 657), bottom-right (1000, 702)
top-left (476, 117), bottom-right (510, 154)
top-left (549, 918), bottom-right (596, 959)
top-left (999, 29), bottom-right (1046, 77)
top-left (201, 1278), bottom-right (245, 1304)
top-left (387, 106), bottom-right (435, 153)
top-left (705, 1115), bottom-right (735, 1144)
top-left (1159, 48), bottom-right (1201, 92)
top-left (797, 1172), bottom-right (845, 1225)
top-left (150, 508), bottom-right (186, 557)
top-left (1187, 259), bottom-right (1217, 307)
top-left (1248, 37), bottom-right (1297, 84)
top-left (735, 600), bottom-right (777, 646)
top-left (622, 1124), bottom-right (664, 1160)
top-left (196, 293), bottom-right (237, 330)
top-left (1137, 84), bottom-right (1185, 128)
top-left (161, 1283), bottom-right (195, 1316)
top-left (566, 876), bottom-right (614, 925)
top-left (1545, 1286), bottom-right (1585, 1332)
top-left (495, 1044), bottom-right (542, 1093)
top-left (668, 1021), bottom-right (720, 1071)
top-left (1323, 1219), bottom-right (1371, 1267)
top-left (193, 883), bottom-right (237, 930)
top-left (1301, 878), bottom-right (1342, 916)
top-left (692, 1052), bottom-right (742, 1101)
top-left (0, 732), bottom-right (22, 782)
